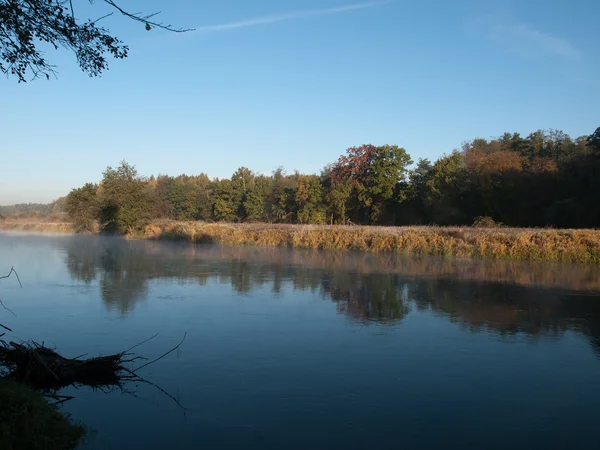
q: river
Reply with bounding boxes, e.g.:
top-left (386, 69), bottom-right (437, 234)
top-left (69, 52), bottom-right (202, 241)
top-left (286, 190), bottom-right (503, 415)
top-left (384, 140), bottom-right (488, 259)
top-left (1, 232), bottom-right (600, 449)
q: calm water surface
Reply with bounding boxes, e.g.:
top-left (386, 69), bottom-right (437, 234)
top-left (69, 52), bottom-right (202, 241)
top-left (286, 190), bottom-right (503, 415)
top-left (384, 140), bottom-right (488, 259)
top-left (2, 232), bottom-right (600, 450)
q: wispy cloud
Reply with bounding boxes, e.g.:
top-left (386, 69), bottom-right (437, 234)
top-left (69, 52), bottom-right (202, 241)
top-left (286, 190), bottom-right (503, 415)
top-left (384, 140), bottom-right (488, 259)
top-left (476, 17), bottom-right (582, 61)
top-left (194, 1), bottom-right (393, 32)
top-left (490, 22), bottom-right (581, 60)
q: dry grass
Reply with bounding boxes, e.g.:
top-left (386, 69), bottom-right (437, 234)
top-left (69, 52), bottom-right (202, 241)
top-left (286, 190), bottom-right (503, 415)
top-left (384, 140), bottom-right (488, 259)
top-left (139, 221), bottom-right (600, 263)
top-left (0, 220), bottom-right (75, 234)
top-left (4, 219), bottom-right (599, 263)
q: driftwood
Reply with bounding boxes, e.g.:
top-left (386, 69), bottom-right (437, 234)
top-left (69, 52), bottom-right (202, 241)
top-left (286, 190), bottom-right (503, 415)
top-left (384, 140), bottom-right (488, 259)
top-left (0, 334), bottom-right (187, 409)
top-left (0, 341), bottom-right (136, 390)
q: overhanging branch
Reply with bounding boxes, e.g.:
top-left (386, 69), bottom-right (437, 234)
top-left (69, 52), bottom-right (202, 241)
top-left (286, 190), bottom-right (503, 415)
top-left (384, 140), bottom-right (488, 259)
top-left (100, 0), bottom-right (195, 32)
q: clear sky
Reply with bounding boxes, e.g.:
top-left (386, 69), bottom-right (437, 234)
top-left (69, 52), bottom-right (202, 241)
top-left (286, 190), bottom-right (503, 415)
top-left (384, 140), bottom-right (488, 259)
top-left (1, 0), bottom-right (599, 204)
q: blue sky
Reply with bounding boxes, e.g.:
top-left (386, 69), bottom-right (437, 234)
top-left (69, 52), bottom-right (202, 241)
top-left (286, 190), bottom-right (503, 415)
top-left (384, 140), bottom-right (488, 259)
top-left (1, 0), bottom-right (599, 204)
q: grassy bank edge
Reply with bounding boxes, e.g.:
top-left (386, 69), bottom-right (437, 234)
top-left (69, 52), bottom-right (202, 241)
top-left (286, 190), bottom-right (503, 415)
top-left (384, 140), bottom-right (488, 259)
top-left (140, 221), bottom-right (600, 264)
top-left (0, 221), bottom-right (75, 233)
top-left (2, 220), bottom-right (600, 263)
top-left (0, 380), bottom-right (84, 450)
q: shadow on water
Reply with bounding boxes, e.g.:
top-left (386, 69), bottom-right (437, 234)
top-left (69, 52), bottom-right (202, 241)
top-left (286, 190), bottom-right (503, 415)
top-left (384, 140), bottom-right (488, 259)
top-left (59, 235), bottom-right (600, 356)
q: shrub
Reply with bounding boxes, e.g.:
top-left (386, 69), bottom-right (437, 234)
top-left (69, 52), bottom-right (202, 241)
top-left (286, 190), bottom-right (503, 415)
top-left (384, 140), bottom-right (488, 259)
top-left (472, 216), bottom-right (505, 228)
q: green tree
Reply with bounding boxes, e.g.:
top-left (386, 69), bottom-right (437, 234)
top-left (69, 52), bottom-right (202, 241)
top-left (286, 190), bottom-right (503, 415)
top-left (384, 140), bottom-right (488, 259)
top-left (423, 151), bottom-right (469, 225)
top-left (268, 168), bottom-right (298, 223)
top-left (231, 167), bottom-right (254, 220)
top-left (398, 158), bottom-right (433, 224)
top-left (332, 144), bottom-right (412, 223)
top-left (191, 174), bottom-right (214, 221)
top-left (321, 163), bottom-right (352, 224)
top-left (588, 127), bottom-right (600, 153)
top-left (243, 175), bottom-right (273, 222)
top-left (66, 183), bottom-right (100, 231)
top-left (296, 175), bottom-right (326, 224)
top-left (273, 186), bottom-right (297, 223)
top-left (326, 181), bottom-right (353, 225)
top-left (99, 161), bottom-right (153, 233)
top-left (212, 179), bottom-right (238, 222)
top-left (157, 176), bottom-right (199, 221)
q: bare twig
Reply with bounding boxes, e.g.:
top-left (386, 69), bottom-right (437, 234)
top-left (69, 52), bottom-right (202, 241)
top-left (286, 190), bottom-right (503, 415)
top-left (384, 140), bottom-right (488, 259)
top-left (101, 0), bottom-right (195, 32)
top-left (133, 333), bottom-right (187, 373)
top-left (124, 333), bottom-right (160, 354)
top-left (89, 12), bottom-right (114, 25)
top-left (0, 267), bottom-right (22, 328)
top-left (43, 393), bottom-right (75, 405)
top-left (120, 355), bottom-right (146, 364)
top-left (0, 267), bottom-right (22, 288)
top-left (122, 367), bottom-right (188, 412)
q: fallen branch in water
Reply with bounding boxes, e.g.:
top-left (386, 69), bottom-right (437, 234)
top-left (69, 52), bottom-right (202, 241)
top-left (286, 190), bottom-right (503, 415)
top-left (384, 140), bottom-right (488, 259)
top-left (0, 340), bottom-right (140, 390)
top-left (133, 332), bottom-right (186, 373)
top-left (0, 334), bottom-right (188, 410)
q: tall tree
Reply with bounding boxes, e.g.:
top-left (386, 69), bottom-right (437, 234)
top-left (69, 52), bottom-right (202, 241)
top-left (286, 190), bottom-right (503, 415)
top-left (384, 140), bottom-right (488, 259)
top-left (156, 176), bottom-right (200, 221)
top-left (191, 174), bottom-right (213, 221)
top-left (231, 167), bottom-right (254, 220)
top-left (66, 182), bottom-right (99, 231)
top-left (332, 144), bottom-right (412, 223)
top-left (269, 168), bottom-right (298, 223)
top-left (212, 179), bottom-right (238, 222)
top-left (295, 175), bottom-right (326, 224)
top-left (423, 151), bottom-right (470, 225)
top-left (588, 127), bottom-right (600, 153)
top-left (399, 158), bottom-right (433, 224)
top-left (99, 161), bottom-right (153, 233)
top-left (243, 175), bottom-right (272, 222)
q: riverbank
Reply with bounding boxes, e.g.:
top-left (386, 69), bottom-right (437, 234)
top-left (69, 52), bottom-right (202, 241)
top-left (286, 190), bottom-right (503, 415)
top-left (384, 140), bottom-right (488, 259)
top-left (0, 380), bottom-right (84, 449)
top-left (0, 220), bottom-right (75, 233)
top-left (2, 220), bottom-right (600, 263)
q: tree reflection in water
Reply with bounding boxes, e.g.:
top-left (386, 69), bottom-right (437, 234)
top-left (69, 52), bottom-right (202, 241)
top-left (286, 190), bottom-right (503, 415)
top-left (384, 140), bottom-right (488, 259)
top-left (63, 236), bottom-right (600, 354)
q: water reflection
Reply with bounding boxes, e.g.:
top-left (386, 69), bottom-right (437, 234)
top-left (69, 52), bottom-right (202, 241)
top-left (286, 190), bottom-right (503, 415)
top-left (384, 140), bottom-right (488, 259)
top-left (65, 238), bottom-right (149, 313)
top-left (61, 236), bottom-right (600, 354)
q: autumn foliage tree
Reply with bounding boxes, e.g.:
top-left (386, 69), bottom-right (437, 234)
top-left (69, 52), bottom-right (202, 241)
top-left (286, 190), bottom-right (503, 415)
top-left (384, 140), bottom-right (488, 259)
top-left (331, 145), bottom-right (412, 223)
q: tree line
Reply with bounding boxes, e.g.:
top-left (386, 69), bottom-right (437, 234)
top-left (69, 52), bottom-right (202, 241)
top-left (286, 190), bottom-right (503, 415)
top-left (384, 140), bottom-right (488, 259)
top-left (65, 126), bottom-right (600, 233)
top-left (0, 199), bottom-right (66, 221)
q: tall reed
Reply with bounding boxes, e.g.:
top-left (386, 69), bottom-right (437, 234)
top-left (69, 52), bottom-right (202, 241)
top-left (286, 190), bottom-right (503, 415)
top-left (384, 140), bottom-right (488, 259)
top-left (139, 221), bottom-right (600, 263)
